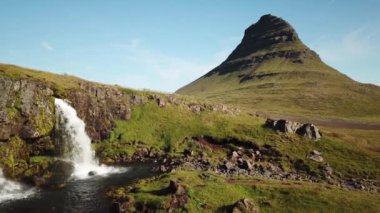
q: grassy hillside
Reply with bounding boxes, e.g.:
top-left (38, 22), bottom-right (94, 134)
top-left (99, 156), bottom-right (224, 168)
top-left (1, 62), bottom-right (379, 211)
top-left (109, 171), bottom-right (380, 213)
top-left (176, 15), bottom-right (380, 122)
top-left (102, 98), bottom-right (380, 212)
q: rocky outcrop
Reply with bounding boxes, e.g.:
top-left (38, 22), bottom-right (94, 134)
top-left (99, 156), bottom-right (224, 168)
top-left (232, 198), bottom-right (259, 213)
top-left (203, 14), bottom-right (321, 78)
top-left (48, 160), bottom-right (74, 187)
top-left (66, 83), bottom-right (131, 141)
top-left (265, 119), bottom-right (321, 140)
top-left (0, 77), bottom-right (55, 141)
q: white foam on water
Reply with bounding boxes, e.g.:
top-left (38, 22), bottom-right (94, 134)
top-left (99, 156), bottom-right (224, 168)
top-left (54, 98), bottom-right (127, 179)
top-left (0, 170), bottom-right (36, 203)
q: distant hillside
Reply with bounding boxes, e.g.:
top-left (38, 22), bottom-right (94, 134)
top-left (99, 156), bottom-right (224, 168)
top-left (176, 14), bottom-right (380, 121)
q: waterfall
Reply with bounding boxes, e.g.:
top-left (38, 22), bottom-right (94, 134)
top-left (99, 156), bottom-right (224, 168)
top-left (0, 169), bottom-right (35, 203)
top-left (54, 98), bottom-right (126, 179)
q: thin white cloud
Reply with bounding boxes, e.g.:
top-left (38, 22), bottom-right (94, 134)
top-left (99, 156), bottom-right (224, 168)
top-left (114, 39), bottom-right (230, 92)
top-left (311, 25), bottom-right (380, 85)
top-left (314, 26), bottom-right (379, 63)
top-left (41, 41), bottom-right (54, 51)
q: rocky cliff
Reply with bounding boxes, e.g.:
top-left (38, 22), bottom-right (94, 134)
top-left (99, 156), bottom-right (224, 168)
top-left (0, 64), bottom-right (234, 180)
top-left (0, 64), bottom-right (134, 179)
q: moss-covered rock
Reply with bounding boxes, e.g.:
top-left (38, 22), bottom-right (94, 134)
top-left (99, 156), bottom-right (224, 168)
top-left (0, 77), bottom-right (55, 141)
top-left (0, 136), bottom-right (30, 178)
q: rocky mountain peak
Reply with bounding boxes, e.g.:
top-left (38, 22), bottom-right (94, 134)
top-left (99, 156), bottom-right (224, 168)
top-left (226, 14), bottom-right (301, 61)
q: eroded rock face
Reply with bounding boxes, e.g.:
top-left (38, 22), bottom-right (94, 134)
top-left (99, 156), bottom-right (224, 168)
top-left (0, 77), bottom-right (55, 141)
top-left (265, 119), bottom-right (321, 141)
top-left (66, 83), bottom-right (131, 141)
top-left (0, 76), bottom-right (133, 143)
top-left (204, 14), bottom-right (321, 78)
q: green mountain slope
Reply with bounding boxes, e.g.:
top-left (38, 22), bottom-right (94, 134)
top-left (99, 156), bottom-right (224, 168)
top-left (1, 62), bottom-right (380, 212)
top-left (176, 14), bottom-right (380, 121)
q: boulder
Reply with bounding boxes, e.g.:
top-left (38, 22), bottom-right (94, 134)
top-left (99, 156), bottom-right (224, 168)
top-left (308, 150), bottom-right (324, 162)
top-left (183, 148), bottom-right (193, 157)
top-left (224, 161), bottom-right (235, 170)
top-left (321, 163), bottom-right (333, 176)
top-left (48, 160), bottom-right (74, 188)
top-left (231, 151), bottom-right (239, 159)
top-left (131, 95), bottom-right (147, 105)
top-left (232, 198), bottom-right (259, 213)
top-left (157, 98), bottom-right (166, 108)
top-left (297, 124), bottom-right (321, 141)
top-left (168, 180), bottom-right (187, 195)
top-left (241, 160), bottom-right (253, 171)
top-left (265, 119), bottom-right (302, 133)
top-left (265, 119), bottom-right (321, 141)
top-left (167, 96), bottom-right (180, 105)
top-left (188, 104), bottom-right (203, 114)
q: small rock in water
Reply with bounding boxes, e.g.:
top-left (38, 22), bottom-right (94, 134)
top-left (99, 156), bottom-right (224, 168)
top-left (88, 171), bottom-right (96, 176)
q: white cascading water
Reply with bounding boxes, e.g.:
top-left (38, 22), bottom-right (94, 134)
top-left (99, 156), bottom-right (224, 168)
top-left (0, 169), bottom-right (35, 203)
top-left (54, 98), bottom-right (126, 179)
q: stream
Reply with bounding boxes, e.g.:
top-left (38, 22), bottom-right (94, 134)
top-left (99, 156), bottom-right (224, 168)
top-left (0, 98), bottom-right (158, 212)
top-left (0, 162), bottom-right (156, 213)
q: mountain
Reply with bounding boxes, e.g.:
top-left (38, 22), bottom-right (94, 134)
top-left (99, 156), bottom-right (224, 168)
top-left (177, 14), bottom-right (380, 121)
top-left (1, 61), bottom-right (380, 211)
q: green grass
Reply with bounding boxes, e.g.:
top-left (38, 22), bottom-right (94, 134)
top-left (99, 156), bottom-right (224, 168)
top-left (29, 156), bottom-right (54, 164)
top-left (95, 100), bottom-right (263, 160)
top-left (111, 171), bottom-right (380, 212)
top-left (177, 52), bottom-right (380, 122)
top-left (95, 98), bottom-right (380, 181)
top-left (1, 62), bottom-right (379, 211)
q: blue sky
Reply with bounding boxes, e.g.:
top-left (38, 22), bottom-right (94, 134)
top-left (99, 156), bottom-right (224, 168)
top-left (0, 0), bottom-right (379, 92)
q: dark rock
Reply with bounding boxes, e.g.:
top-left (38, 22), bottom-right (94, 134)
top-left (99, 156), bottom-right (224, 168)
top-left (168, 180), bottom-right (187, 195)
top-left (232, 198), bottom-right (259, 213)
top-left (183, 148), bottom-right (193, 157)
top-left (0, 77), bottom-right (54, 141)
top-left (68, 83), bottom-right (132, 141)
top-left (188, 104), bottom-right (203, 114)
top-left (134, 147), bottom-right (149, 158)
top-left (168, 194), bottom-right (188, 212)
top-left (48, 160), bottom-right (74, 188)
top-left (265, 119), bottom-right (321, 141)
top-left (131, 95), bottom-right (147, 105)
top-left (88, 171), bottom-right (96, 176)
top-left (109, 202), bottom-right (121, 213)
top-left (157, 97), bottom-right (166, 108)
top-left (167, 96), bottom-right (180, 105)
top-left (297, 124), bottom-right (321, 141)
top-left (160, 165), bottom-right (167, 172)
top-left (242, 160), bottom-right (253, 171)
top-left (29, 136), bottom-right (55, 156)
top-left (321, 164), bottom-right (333, 176)
top-left (224, 161), bottom-right (235, 170)
top-left (182, 162), bottom-right (196, 171)
top-left (265, 119), bottom-right (302, 133)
